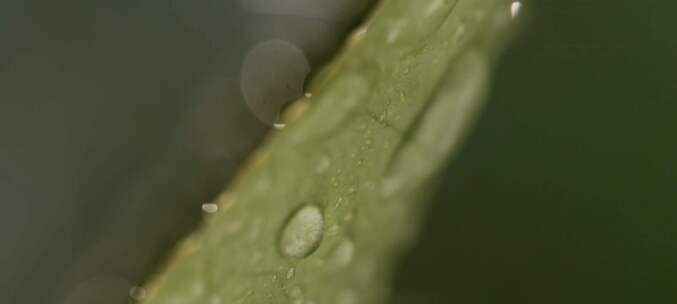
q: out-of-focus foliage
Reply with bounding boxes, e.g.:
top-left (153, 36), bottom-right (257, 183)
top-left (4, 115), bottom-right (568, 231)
top-left (393, 1), bottom-right (677, 303)
top-left (142, 0), bottom-right (517, 303)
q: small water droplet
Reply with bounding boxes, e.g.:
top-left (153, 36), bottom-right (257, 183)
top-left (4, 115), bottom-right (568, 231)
top-left (201, 203), bottom-right (219, 214)
top-left (327, 224), bottom-right (340, 236)
top-left (129, 286), bottom-right (146, 301)
top-left (191, 281), bottom-right (206, 297)
top-left (334, 197), bottom-right (344, 209)
top-left (279, 205), bottom-right (325, 258)
top-left (250, 251), bottom-right (263, 265)
top-left (454, 25), bottom-right (466, 42)
top-left (224, 220), bottom-right (243, 235)
top-left (209, 295), bottom-right (222, 304)
top-left (287, 286), bottom-right (303, 298)
top-left (247, 217), bottom-right (263, 242)
top-left (386, 21), bottom-right (405, 44)
top-left (330, 239), bottom-right (355, 268)
top-left (378, 112), bottom-right (387, 124)
top-left (286, 267), bottom-right (295, 279)
top-left (316, 155), bottom-right (331, 173)
top-left (274, 123), bottom-right (286, 129)
top-left (337, 290), bottom-right (359, 304)
top-left (510, 1), bottom-right (522, 19)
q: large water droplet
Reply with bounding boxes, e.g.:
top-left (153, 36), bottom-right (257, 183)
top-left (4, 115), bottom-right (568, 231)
top-left (279, 205), bottom-right (325, 258)
top-left (240, 40), bottom-right (310, 126)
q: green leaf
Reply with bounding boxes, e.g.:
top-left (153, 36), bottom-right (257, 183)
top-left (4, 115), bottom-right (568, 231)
top-left (142, 0), bottom-right (517, 303)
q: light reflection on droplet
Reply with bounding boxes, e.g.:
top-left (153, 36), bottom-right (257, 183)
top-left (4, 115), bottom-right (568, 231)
top-left (274, 123), bottom-right (287, 129)
top-left (279, 205), bottom-right (325, 258)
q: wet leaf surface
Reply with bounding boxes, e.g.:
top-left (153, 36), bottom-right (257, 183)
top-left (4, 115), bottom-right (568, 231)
top-left (142, 1), bottom-right (517, 303)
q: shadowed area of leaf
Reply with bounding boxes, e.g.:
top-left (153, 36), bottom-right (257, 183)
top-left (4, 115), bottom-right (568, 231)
top-left (141, 0), bottom-right (517, 303)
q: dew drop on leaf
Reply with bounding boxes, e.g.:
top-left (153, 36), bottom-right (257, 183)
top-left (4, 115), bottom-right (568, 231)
top-left (279, 205), bottom-right (324, 258)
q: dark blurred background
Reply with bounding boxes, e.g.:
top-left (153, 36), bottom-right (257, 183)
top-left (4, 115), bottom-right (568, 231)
top-left (2, 0), bottom-right (676, 303)
top-left (0, 0), bottom-right (371, 303)
top-left (394, 0), bottom-right (677, 303)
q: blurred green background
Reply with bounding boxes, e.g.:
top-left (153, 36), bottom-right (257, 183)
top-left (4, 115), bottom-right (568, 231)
top-left (2, 0), bottom-right (676, 303)
top-left (394, 0), bottom-right (677, 303)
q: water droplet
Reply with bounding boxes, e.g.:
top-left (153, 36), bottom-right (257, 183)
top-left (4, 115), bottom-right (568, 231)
top-left (386, 21), bottom-right (405, 44)
top-left (279, 205), bottom-right (325, 258)
top-left (191, 281), bottom-right (206, 296)
top-left (247, 217), bottom-right (263, 242)
top-left (224, 220), bottom-right (243, 235)
top-left (250, 251), bottom-right (263, 265)
top-left (241, 40), bottom-right (310, 126)
top-left (274, 123), bottom-right (287, 129)
top-left (424, 0), bottom-right (446, 16)
top-left (129, 286), bottom-right (147, 301)
top-left (286, 267), bottom-right (295, 279)
top-left (201, 203), bottom-right (219, 214)
top-left (287, 286), bottom-right (303, 299)
top-left (510, 1), bottom-right (522, 19)
top-left (454, 25), bottom-right (466, 43)
top-left (209, 295), bottom-right (222, 304)
top-left (334, 197), bottom-right (344, 209)
top-left (327, 224), bottom-right (340, 236)
top-left (337, 290), bottom-right (359, 304)
top-left (316, 156), bottom-right (331, 173)
top-left (378, 112), bottom-right (387, 124)
top-left (330, 239), bottom-right (355, 268)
